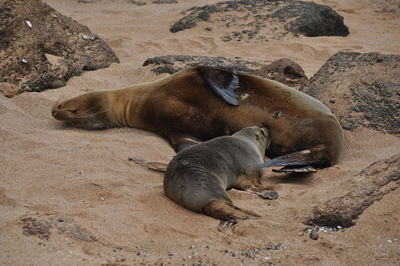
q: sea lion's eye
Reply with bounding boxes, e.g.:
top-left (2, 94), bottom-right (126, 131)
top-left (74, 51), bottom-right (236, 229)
top-left (68, 109), bottom-right (79, 114)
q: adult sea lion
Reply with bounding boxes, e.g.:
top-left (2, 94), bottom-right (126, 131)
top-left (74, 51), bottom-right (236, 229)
top-left (52, 66), bottom-right (343, 171)
top-left (164, 126), bottom-right (272, 229)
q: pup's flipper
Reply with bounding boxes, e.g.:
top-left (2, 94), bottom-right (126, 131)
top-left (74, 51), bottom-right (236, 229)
top-left (202, 200), bottom-right (260, 231)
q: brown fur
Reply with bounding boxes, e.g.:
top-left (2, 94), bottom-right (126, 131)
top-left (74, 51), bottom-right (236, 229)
top-left (52, 66), bottom-right (343, 166)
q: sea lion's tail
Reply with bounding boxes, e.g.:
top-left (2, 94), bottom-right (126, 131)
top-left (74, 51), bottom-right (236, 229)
top-left (257, 146), bottom-right (331, 172)
top-left (202, 200), bottom-right (260, 231)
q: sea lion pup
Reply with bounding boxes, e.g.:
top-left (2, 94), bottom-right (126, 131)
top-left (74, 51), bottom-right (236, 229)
top-left (163, 126), bottom-right (271, 230)
top-left (52, 66), bottom-right (343, 172)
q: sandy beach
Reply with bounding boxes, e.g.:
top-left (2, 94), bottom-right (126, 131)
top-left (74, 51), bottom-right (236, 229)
top-left (1, 0), bottom-right (399, 265)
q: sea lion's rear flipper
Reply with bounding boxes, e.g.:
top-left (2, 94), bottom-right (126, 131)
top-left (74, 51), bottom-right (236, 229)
top-left (272, 165), bottom-right (317, 173)
top-left (202, 200), bottom-right (260, 231)
top-left (199, 67), bottom-right (240, 106)
top-left (257, 146), bottom-right (331, 171)
top-left (128, 156), bottom-right (167, 172)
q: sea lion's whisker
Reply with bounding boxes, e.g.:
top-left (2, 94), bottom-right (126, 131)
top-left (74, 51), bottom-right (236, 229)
top-left (76, 109), bottom-right (108, 119)
top-left (81, 102), bottom-right (107, 114)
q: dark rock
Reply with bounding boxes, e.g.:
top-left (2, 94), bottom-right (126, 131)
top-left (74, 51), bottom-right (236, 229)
top-left (170, 0), bottom-right (349, 41)
top-left (21, 217), bottom-right (52, 240)
top-left (306, 153), bottom-right (400, 227)
top-left (21, 214), bottom-right (98, 242)
top-left (281, 2), bottom-right (349, 37)
top-left (0, 0), bottom-right (119, 96)
top-left (300, 52), bottom-right (400, 136)
top-left (143, 55), bottom-right (307, 87)
top-left (256, 58), bottom-right (308, 87)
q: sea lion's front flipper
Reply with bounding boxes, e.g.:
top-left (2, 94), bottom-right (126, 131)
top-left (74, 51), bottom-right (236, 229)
top-left (257, 146), bottom-right (331, 170)
top-left (128, 156), bottom-right (167, 172)
top-left (199, 67), bottom-right (240, 106)
top-left (168, 134), bottom-right (202, 152)
top-left (234, 180), bottom-right (279, 200)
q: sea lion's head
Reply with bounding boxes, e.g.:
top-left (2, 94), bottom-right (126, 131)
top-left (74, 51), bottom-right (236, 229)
top-left (52, 92), bottom-right (113, 130)
top-left (233, 126), bottom-right (270, 155)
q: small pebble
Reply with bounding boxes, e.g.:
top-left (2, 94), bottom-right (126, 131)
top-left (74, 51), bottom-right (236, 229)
top-left (310, 230), bottom-right (319, 240)
top-left (329, 99), bottom-right (336, 103)
top-left (82, 33), bottom-right (96, 40)
top-left (263, 190), bottom-right (279, 200)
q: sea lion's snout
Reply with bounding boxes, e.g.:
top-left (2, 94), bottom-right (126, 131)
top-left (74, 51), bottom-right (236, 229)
top-left (51, 96), bottom-right (110, 130)
top-left (51, 103), bottom-right (64, 120)
top-left (51, 100), bottom-right (81, 121)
